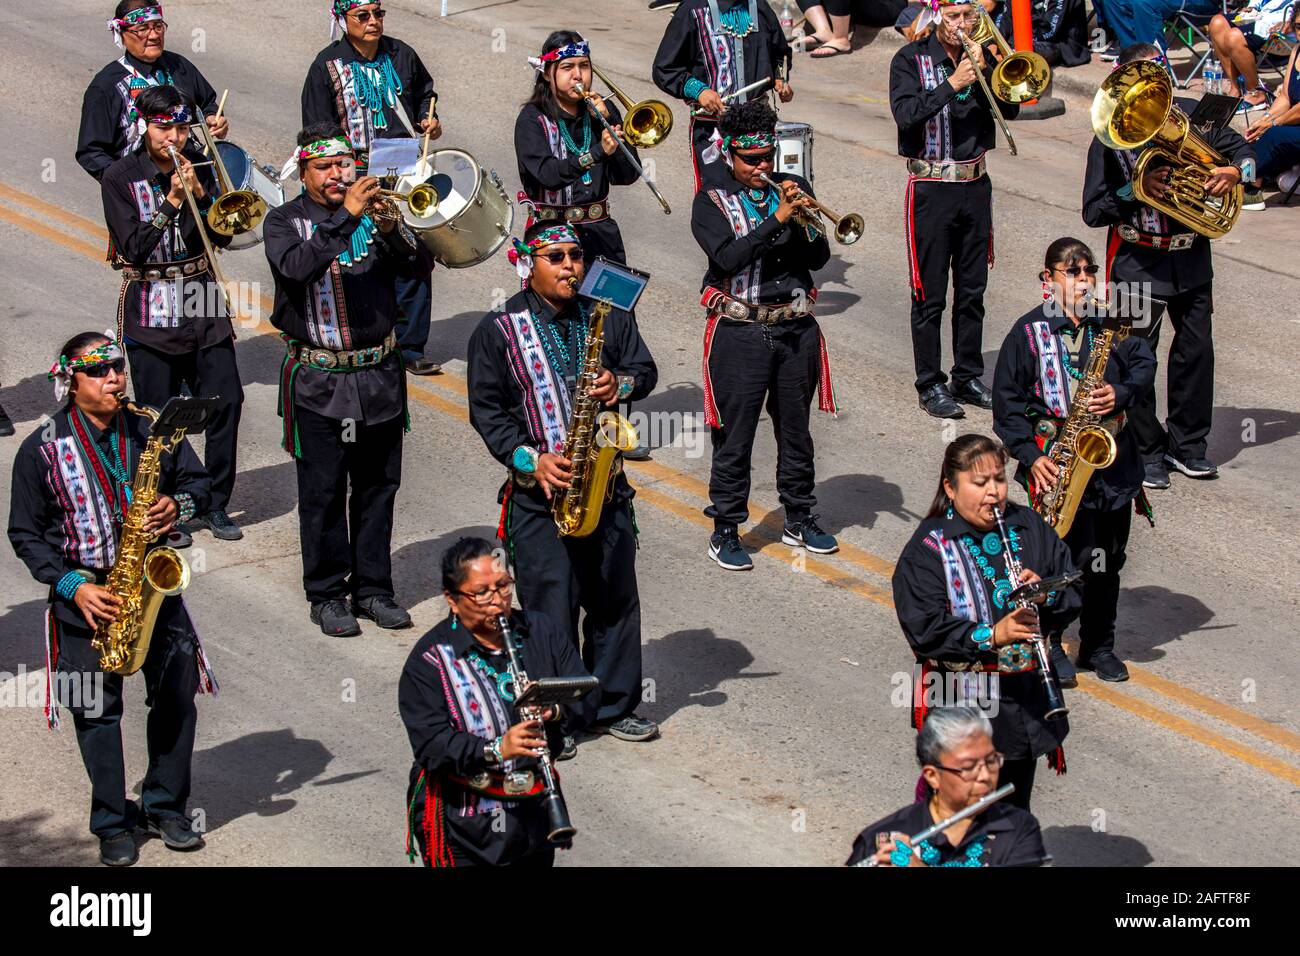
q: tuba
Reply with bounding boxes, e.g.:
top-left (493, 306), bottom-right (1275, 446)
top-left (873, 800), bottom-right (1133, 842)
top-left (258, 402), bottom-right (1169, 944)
top-left (1091, 59), bottom-right (1242, 238)
top-left (552, 296), bottom-right (639, 538)
top-left (91, 400), bottom-right (192, 675)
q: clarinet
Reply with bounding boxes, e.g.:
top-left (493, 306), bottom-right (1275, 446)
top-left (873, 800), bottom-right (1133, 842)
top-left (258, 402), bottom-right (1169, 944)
top-left (496, 614), bottom-right (577, 845)
top-left (993, 509), bottom-right (1069, 720)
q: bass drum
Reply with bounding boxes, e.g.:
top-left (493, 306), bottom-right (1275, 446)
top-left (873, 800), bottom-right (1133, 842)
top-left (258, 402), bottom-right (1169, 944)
top-left (214, 141), bottom-right (286, 249)
top-left (775, 121), bottom-right (814, 185)
top-left (397, 148), bottom-right (514, 268)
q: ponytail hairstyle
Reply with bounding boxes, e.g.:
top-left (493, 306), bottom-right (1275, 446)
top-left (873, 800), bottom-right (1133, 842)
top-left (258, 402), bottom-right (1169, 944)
top-left (524, 30), bottom-right (588, 120)
top-left (925, 434), bottom-right (1009, 518)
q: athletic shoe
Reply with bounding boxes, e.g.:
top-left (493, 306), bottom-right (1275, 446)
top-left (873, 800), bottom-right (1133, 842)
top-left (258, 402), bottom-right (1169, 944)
top-left (1142, 459), bottom-right (1171, 489)
top-left (782, 514), bottom-right (839, 554)
top-left (1242, 189), bottom-right (1266, 211)
top-left (1077, 647), bottom-right (1129, 682)
top-left (353, 595), bottom-right (413, 629)
top-left (709, 527), bottom-right (753, 570)
top-left (1050, 642), bottom-right (1078, 688)
top-left (99, 832), bottom-right (138, 866)
top-left (143, 814), bottom-right (204, 850)
top-left (1164, 453), bottom-right (1219, 479)
top-left (556, 735), bottom-right (578, 761)
top-left (311, 598), bottom-right (362, 637)
top-left (591, 714), bottom-right (660, 741)
top-left (0, 403), bottom-right (14, 437)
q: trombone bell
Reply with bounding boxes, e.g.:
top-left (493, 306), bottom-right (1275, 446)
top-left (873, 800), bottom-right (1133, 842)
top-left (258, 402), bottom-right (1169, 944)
top-left (590, 63), bottom-right (673, 148)
top-left (970, 8), bottom-right (1052, 104)
top-left (208, 191), bottom-right (267, 236)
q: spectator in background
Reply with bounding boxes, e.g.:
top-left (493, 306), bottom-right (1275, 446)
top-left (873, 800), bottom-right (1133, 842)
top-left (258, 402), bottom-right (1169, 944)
top-left (894, 0), bottom-right (1090, 66)
top-left (1208, 0), bottom-right (1298, 108)
top-left (1243, 38), bottom-right (1300, 207)
top-left (798, 1), bottom-right (856, 57)
top-left (1102, 0), bottom-right (1222, 52)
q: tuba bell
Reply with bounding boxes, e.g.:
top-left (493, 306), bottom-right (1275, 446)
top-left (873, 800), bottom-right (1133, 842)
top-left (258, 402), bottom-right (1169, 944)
top-left (1090, 59), bottom-right (1241, 238)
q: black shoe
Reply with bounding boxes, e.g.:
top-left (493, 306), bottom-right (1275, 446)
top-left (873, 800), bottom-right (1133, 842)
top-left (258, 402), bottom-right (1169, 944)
top-left (623, 443), bottom-right (652, 461)
top-left (404, 357), bottom-right (442, 375)
top-left (592, 714), bottom-right (660, 741)
top-left (311, 598), bottom-right (362, 637)
top-left (192, 509), bottom-right (244, 541)
top-left (1098, 41), bottom-right (1120, 61)
top-left (556, 735), bottom-right (578, 761)
top-left (1142, 459), bottom-right (1170, 490)
top-left (143, 814), bottom-right (204, 850)
top-left (782, 513), bottom-right (839, 554)
top-left (709, 526), bottom-right (753, 570)
top-left (353, 595), bottom-right (413, 629)
top-left (1078, 647), bottom-right (1129, 682)
top-left (1049, 642), bottom-right (1078, 688)
top-left (99, 832), bottom-right (138, 866)
top-left (0, 404), bottom-right (14, 437)
top-left (919, 385), bottom-right (964, 419)
top-left (1164, 453), bottom-right (1219, 479)
top-left (951, 379), bottom-right (994, 409)
top-left (648, 0), bottom-right (678, 8)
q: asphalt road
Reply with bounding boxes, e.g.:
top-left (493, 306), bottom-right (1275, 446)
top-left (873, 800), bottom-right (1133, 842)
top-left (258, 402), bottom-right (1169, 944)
top-left (0, 0), bottom-right (1296, 868)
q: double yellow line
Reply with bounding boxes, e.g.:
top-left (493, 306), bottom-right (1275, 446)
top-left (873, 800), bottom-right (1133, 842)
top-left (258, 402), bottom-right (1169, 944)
top-left (5, 179), bottom-right (1297, 787)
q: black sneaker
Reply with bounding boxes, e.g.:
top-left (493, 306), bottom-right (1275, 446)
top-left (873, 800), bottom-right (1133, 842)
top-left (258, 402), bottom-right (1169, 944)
top-left (0, 403), bottom-right (14, 437)
top-left (951, 379), bottom-right (994, 409)
top-left (622, 443), bottom-right (652, 461)
top-left (648, 0), bottom-right (678, 8)
top-left (1049, 642), bottom-right (1078, 688)
top-left (143, 814), bottom-right (204, 850)
top-left (404, 357), bottom-right (443, 375)
top-left (311, 598), bottom-right (362, 637)
top-left (782, 514), bottom-right (839, 554)
top-left (1077, 647), bottom-right (1129, 682)
top-left (1164, 453), bottom-right (1219, 479)
top-left (592, 714), bottom-right (660, 741)
top-left (99, 832), bottom-right (138, 866)
top-left (1142, 459), bottom-right (1171, 490)
top-left (191, 509), bottom-right (244, 541)
top-left (709, 527), bottom-right (753, 570)
top-left (1098, 41), bottom-right (1120, 61)
top-left (556, 735), bottom-right (578, 761)
top-left (353, 595), bottom-right (413, 629)
top-left (919, 385), bottom-right (964, 419)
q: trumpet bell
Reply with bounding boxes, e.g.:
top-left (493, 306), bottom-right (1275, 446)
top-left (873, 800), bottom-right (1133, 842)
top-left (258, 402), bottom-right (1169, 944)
top-left (992, 51), bottom-right (1052, 104)
top-left (624, 99), bottom-right (674, 148)
top-left (835, 213), bottom-right (864, 245)
top-left (406, 183), bottom-right (439, 218)
top-left (208, 189), bottom-right (267, 236)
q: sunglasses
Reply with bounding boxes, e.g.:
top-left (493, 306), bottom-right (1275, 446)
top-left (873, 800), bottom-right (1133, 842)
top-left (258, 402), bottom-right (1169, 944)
top-left (349, 9), bottom-right (386, 22)
top-left (732, 148), bottom-right (777, 165)
top-left (538, 249), bottom-right (584, 265)
top-left (78, 358), bottom-right (127, 378)
top-left (1055, 265), bottom-right (1100, 277)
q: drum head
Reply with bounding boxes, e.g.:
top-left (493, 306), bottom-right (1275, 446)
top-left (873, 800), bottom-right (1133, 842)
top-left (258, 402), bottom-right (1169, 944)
top-left (214, 141), bottom-right (253, 192)
top-left (404, 148), bottom-right (481, 227)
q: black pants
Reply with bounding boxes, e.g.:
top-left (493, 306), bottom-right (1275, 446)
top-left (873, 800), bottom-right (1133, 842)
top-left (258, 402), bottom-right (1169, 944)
top-left (294, 405), bottom-right (403, 604)
top-left (908, 176), bottom-right (992, 393)
top-left (55, 598), bottom-right (200, 838)
top-left (394, 273), bottom-right (433, 363)
top-left (1000, 756), bottom-right (1038, 812)
top-left (1124, 281), bottom-right (1214, 463)
top-left (1060, 503), bottom-right (1132, 661)
top-left (126, 338), bottom-right (243, 512)
top-left (507, 500), bottom-right (641, 726)
top-left (706, 317), bottom-right (821, 528)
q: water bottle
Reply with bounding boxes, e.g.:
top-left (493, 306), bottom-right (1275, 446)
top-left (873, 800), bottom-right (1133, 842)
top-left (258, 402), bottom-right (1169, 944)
top-left (779, 1), bottom-right (794, 31)
top-left (1202, 62), bottom-right (1222, 95)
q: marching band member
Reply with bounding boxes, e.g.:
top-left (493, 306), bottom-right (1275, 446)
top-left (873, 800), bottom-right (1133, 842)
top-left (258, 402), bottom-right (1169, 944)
top-left (847, 708), bottom-right (1048, 867)
top-left (263, 124), bottom-right (434, 638)
top-left (889, 0), bottom-right (1016, 420)
top-left (691, 100), bottom-right (837, 571)
top-left (466, 222), bottom-right (660, 746)
top-left (993, 237), bottom-right (1156, 684)
top-left (1083, 42), bottom-right (1255, 490)
top-left (892, 434), bottom-right (1080, 810)
top-left (652, 0), bottom-right (793, 190)
top-left (515, 31), bottom-right (643, 266)
top-left (8, 332), bottom-right (217, 866)
top-left (100, 85), bottom-right (245, 542)
top-left (78, 1), bottom-right (227, 182)
top-left (302, 0), bottom-right (443, 375)
top-left (399, 537), bottom-right (594, 867)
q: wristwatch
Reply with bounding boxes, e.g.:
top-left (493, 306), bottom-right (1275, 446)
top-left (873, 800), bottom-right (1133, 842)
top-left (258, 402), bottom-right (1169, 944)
top-left (972, 624), bottom-right (994, 652)
top-left (512, 445), bottom-right (539, 475)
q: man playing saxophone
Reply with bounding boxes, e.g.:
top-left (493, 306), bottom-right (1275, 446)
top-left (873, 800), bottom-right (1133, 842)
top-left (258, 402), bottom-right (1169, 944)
top-left (467, 222), bottom-right (659, 749)
top-left (7, 332), bottom-right (217, 867)
top-left (992, 238), bottom-right (1155, 684)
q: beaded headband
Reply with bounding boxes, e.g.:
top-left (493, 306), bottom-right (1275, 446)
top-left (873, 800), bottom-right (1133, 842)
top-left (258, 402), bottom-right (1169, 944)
top-left (47, 338), bottom-right (123, 403)
top-left (723, 132), bottom-right (776, 150)
top-left (527, 38), bottom-right (590, 73)
top-left (330, 0), bottom-right (380, 40)
top-left (507, 224), bottom-right (582, 280)
top-left (144, 103), bottom-right (191, 127)
top-left (298, 137), bottom-right (355, 163)
top-left (107, 5), bottom-right (164, 49)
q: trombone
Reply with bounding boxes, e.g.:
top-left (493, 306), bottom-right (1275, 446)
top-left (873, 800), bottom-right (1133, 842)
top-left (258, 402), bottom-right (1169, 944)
top-left (955, 8), bottom-right (1052, 157)
top-left (164, 145), bottom-right (236, 317)
top-left (190, 104), bottom-right (268, 236)
top-left (589, 63), bottom-right (673, 149)
top-left (757, 172), bottom-right (864, 245)
top-left (575, 81), bottom-right (672, 215)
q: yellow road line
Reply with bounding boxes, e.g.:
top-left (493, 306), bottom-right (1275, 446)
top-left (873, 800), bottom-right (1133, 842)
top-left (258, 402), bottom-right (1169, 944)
top-left (0, 182), bottom-right (108, 241)
top-left (5, 181), bottom-right (1297, 783)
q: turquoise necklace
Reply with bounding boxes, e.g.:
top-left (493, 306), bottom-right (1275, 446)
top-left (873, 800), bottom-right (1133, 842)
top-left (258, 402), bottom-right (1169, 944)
top-left (716, 1), bottom-right (756, 37)
top-left (559, 111), bottom-right (594, 185)
top-left (350, 52), bottom-right (404, 131)
top-left (537, 304), bottom-right (589, 390)
top-left (739, 185), bottom-right (777, 226)
top-left (918, 837), bottom-right (986, 866)
top-left (74, 407), bottom-right (133, 516)
top-left (1061, 323), bottom-right (1095, 382)
top-left (467, 645), bottom-right (515, 702)
top-left (959, 528), bottom-right (1020, 609)
top-left (937, 63), bottom-right (973, 102)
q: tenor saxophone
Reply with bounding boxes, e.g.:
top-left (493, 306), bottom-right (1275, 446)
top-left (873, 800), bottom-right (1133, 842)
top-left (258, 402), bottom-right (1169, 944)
top-left (552, 296), bottom-right (639, 538)
top-left (91, 400), bottom-right (191, 675)
top-left (1034, 320), bottom-right (1129, 539)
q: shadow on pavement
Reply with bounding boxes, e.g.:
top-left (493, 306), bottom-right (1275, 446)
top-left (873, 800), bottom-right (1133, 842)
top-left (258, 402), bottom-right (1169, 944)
top-left (391, 524), bottom-right (498, 613)
top-left (0, 810), bottom-right (93, 866)
top-left (640, 627), bottom-right (779, 723)
top-left (1042, 824), bottom-right (1155, 867)
top-left (229, 458), bottom-right (299, 527)
top-left (811, 472), bottom-right (916, 536)
top-left (1115, 584), bottom-right (1230, 664)
top-left (0, 598), bottom-right (49, 672)
top-left (1208, 404), bottom-right (1300, 467)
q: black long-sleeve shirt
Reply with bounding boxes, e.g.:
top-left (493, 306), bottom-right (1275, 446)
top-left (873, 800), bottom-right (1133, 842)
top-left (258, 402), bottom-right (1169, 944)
top-left (1081, 101), bottom-right (1254, 296)
top-left (398, 610), bottom-right (594, 866)
top-left (264, 192), bottom-right (433, 424)
top-left (993, 304), bottom-right (1156, 510)
top-left (9, 405), bottom-right (211, 628)
top-left (692, 172), bottom-right (831, 303)
top-left (467, 289), bottom-right (658, 514)
top-left (301, 36), bottom-right (436, 156)
top-left (653, 0), bottom-right (791, 104)
top-left (77, 51), bottom-right (219, 181)
top-left (846, 798), bottom-right (1049, 867)
top-left (889, 31), bottom-right (1018, 161)
top-left (101, 144), bottom-right (234, 355)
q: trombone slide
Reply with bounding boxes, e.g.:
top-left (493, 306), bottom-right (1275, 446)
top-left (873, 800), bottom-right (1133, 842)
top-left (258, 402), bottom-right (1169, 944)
top-left (575, 82), bottom-right (671, 215)
top-left (164, 146), bottom-right (236, 318)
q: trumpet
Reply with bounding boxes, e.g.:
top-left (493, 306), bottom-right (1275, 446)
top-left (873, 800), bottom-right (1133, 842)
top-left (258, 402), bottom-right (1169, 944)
top-left (371, 184), bottom-right (440, 223)
top-left (589, 63), bottom-right (673, 148)
top-left (164, 145), bottom-right (236, 317)
top-left (757, 172), bottom-right (864, 245)
top-left (575, 81), bottom-right (672, 215)
top-left (190, 104), bottom-right (267, 235)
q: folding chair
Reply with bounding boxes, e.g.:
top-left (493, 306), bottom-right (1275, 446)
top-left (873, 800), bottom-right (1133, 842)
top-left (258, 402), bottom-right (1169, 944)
top-left (1254, 4), bottom-right (1297, 83)
top-left (1163, 3), bottom-right (1227, 89)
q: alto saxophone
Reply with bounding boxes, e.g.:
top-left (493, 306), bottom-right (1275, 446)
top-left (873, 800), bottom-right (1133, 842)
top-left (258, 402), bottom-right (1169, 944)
top-left (552, 295), bottom-right (639, 538)
top-left (91, 400), bottom-right (192, 675)
top-left (1034, 318), bottom-right (1130, 539)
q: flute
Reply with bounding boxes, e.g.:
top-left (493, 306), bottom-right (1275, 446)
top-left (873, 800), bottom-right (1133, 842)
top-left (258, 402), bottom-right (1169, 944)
top-left (855, 783), bottom-right (1016, 866)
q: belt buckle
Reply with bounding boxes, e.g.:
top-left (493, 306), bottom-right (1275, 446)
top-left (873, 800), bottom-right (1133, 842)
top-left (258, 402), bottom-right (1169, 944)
top-left (564, 207), bottom-right (583, 222)
top-left (1169, 233), bottom-right (1195, 251)
top-left (724, 301), bottom-right (749, 321)
top-left (504, 770), bottom-right (535, 795)
top-left (538, 207), bottom-right (559, 221)
top-left (1118, 225), bottom-right (1140, 243)
top-left (145, 269), bottom-right (163, 281)
top-left (311, 350), bottom-right (338, 370)
top-left (358, 346), bottom-right (381, 366)
top-left (589, 202), bottom-right (604, 219)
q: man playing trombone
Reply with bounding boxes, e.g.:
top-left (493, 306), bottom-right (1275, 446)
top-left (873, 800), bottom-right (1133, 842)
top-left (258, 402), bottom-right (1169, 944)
top-left (890, 0), bottom-right (1017, 420)
top-left (100, 85), bottom-right (245, 543)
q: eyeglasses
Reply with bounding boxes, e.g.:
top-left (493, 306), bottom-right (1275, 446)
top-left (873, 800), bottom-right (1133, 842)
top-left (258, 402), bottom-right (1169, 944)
top-left (349, 9), bottom-right (387, 22)
top-left (78, 359), bottom-right (127, 378)
top-left (1054, 265), bottom-right (1100, 277)
top-left (732, 148), bottom-right (777, 166)
top-left (942, 12), bottom-right (980, 24)
top-left (453, 580), bottom-right (514, 606)
top-left (934, 751), bottom-right (1005, 781)
top-left (538, 250), bottom-right (583, 265)
top-left (126, 21), bottom-right (167, 36)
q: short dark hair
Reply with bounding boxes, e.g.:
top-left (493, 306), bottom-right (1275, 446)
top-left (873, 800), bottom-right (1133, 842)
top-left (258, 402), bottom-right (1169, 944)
top-left (441, 537), bottom-right (501, 593)
top-left (717, 98), bottom-right (778, 143)
top-left (1117, 42), bottom-right (1162, 65)
top-left (114, 0), bottom-right (157, 20)
top-left (1043, 236), bottom-right (1094, 272)
top-left (524, 30), bottom-right (588, 118)
top-left (297, 123), bottom-right (350, 150)
top-left (134, 84), bottom-right (186, 121)
top-left (926, 434), bottom-right (1009, 519)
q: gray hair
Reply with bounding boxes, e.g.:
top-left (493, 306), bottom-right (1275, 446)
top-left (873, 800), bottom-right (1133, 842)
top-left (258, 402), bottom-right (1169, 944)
top-left (916, 707), bottom-right (995, 768)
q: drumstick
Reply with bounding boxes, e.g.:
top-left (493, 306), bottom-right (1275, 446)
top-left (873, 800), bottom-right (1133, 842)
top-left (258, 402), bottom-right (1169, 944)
top-left (215, 89), bottom-right (229, 122)
top-left (420, 95), bottom-right (438, 169)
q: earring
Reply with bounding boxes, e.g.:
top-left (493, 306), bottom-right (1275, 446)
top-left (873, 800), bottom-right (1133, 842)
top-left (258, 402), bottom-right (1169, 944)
top-left (1041, 279), bottom-right (1053, 301)
top-left (450, 612), bottom-right (459, 630)
top-left (945, 504), bottom-right (954, 519)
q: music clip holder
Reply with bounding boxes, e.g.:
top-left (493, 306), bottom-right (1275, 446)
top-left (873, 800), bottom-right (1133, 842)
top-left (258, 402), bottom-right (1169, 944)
top-left (154, 396), bottom-right (220, 436)
top-left (1188, 93), bottom-right (1241, 136)
top-left (578, 257), bottom-right (650, 313)
top-left (515, 676), bottom-right (600, 708)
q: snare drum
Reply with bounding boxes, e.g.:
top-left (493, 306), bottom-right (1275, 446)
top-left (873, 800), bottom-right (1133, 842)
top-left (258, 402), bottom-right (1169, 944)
top-left (214, 141), bottom-right (286, 248)
top-left (775, 121), bottom-right (814, 185)
top-left (396, 148), bottom-right (514, 269)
